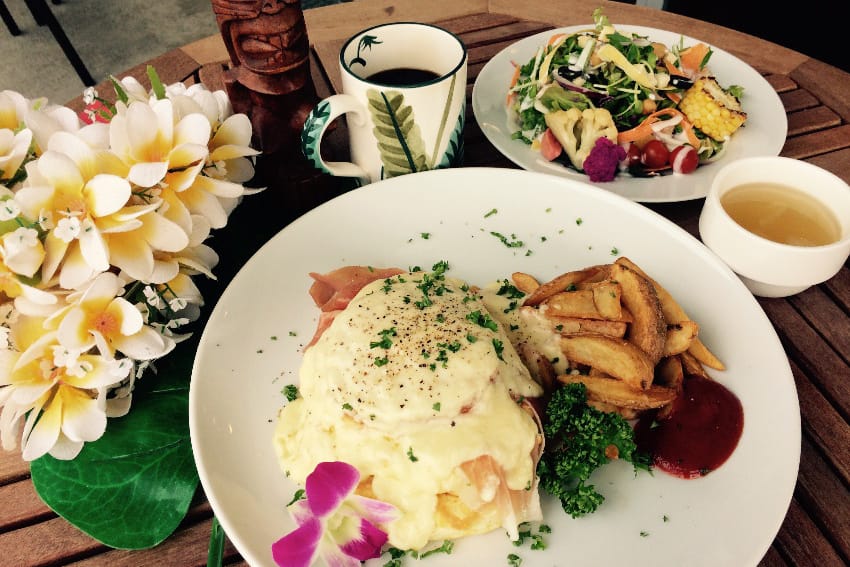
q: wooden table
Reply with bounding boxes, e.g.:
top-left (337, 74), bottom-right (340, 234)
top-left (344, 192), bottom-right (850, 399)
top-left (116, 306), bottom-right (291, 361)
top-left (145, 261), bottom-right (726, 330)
top-left (2, 1), bottom-right (849, 565)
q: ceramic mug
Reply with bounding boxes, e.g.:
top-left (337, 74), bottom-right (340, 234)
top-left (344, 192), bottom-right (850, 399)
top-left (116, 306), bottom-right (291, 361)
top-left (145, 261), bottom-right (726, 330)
top-left (301, 22), bottom-right (467, 184)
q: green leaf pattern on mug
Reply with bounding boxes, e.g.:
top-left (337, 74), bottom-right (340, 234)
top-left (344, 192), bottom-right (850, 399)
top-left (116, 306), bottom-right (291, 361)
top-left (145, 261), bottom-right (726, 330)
top-left (367, 89), bottom-right (429, 178)
top-left (437, 105), bottom-right (465, 169)
top-left (301, 99), bottom-right (332, 173)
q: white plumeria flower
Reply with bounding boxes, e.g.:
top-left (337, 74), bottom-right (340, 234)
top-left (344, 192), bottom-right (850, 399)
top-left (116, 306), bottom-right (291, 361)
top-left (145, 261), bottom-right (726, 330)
top-left (103, 208), bottom-right (190, 283)
top-left (13, 149), bottom-right (134, 289)
top-left (0, 317), bottom-right (127, 461)
top-left (53, 271), bottom-right (175, 361)
top-left (0, 256), bottom-right (58, 313)
top-left (0, 227), bottom-right (45, 278)
top-left (0, 126), bottom-right (32, 186)
top-left (109, 98), bottom-right (211, 191)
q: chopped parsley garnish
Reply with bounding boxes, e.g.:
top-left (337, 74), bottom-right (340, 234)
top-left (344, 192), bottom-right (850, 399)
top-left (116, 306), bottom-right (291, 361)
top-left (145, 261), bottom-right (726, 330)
top-left (414, 261), bottom-right (451, 309)
top-left (432, 402), bottom-right (441, 412)
top-left (466, 310), bottom-right (498, 332)
top-left (490, 231), bottom-right (524, 248)
top-left (508, 553), bottom-right (522, 567)
top-left (282, 384), bottom-right (298, 401)
top-left (484, 208), bottom-right (498, 217)
top-left (342, 402), bottom-right (353, 411)
top-left (420, 232), bottom-right (431, 239)
top-left (407, 447), bottom-right (418, 462)
top-left (370, 327), bottom-right (397, 349)
top-left (576, 217), bottom-right (583, 225)
top-left (611, 246), bottom-right (619, 255)
top-left (493, 338), bottom-right (505, 361)
top-left (374, 356), bottom-right (389, 367)
top-left (466, 333), bottom-right (478, 343)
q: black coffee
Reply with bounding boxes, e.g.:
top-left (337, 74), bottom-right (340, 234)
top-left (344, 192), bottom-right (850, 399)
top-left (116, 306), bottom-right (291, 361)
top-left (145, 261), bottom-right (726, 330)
top-left (365, 67), bottom-right (441, 86)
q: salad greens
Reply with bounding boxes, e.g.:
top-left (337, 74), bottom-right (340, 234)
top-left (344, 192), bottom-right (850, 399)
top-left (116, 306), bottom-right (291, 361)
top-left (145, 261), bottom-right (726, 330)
top-left (507, 8), bottom-right (745, 179)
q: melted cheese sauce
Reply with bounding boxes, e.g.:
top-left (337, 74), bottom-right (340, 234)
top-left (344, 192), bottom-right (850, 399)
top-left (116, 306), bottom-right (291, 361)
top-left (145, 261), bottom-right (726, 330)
top-left (274, 273), bottom-right (543, 550)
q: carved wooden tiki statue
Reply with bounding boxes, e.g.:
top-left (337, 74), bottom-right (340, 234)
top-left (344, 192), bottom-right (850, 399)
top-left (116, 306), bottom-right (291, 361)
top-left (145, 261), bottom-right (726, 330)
top-left (211, 0), bottom-right (319, 156)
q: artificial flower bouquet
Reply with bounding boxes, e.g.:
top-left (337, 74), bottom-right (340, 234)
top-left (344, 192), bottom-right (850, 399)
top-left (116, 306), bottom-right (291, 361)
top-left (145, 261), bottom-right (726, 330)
top-left (0, 67), bottom-right (260, 547)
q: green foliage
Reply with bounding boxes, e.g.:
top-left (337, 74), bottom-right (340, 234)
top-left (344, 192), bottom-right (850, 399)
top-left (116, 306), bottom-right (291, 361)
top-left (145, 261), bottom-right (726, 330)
top-left (537, 383), bottom-right (651, 518)
top-left (30, 337), bottom-right (199, 549)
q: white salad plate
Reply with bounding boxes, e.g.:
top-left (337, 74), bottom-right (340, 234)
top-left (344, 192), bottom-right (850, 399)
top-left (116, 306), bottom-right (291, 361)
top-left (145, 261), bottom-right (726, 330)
top-left (471, 25), bottom-right (788, 203)
top-left (189, 167), bottom-right (799, 567)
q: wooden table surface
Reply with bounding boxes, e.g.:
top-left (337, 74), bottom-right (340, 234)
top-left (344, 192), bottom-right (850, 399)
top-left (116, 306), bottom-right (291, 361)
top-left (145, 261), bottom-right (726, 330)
top-left (2, 1), bottom-right (849, 565)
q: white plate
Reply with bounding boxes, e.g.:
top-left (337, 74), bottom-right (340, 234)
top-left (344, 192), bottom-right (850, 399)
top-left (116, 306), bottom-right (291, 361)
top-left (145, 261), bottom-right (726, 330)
top-left (190, 168), bottom-right (799, 567)
top-left (471, 25), bottom-right (788, 203)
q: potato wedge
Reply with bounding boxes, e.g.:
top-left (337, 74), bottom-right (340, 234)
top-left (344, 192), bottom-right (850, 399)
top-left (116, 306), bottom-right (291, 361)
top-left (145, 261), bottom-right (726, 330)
top-left (615, 257), bottom-right (725, 370)
top-left (549, 316), bottom-right (628, 338)
top-left (654, 355), bottom-right (684, 419)
top-left (542, 290), bottom-right (602, 319)
top-left (680, 350), bottom-right (710, 379)
top-left (586, 399), bottom-right (640, 420)
top-left (663, 320), bottom-right (700, 357)
top-left (511, 272), bottom-right (540, 295)
top-left (560, 333), bottom-right (654, 390)
top-left (590, 280), bottom-right (623, 320)
top-left (558, 372), bottom-right (677, 409)
top-left (523, 265), bottom-right (608, 306)
top-left (609, 262), bottom-right (666, 365)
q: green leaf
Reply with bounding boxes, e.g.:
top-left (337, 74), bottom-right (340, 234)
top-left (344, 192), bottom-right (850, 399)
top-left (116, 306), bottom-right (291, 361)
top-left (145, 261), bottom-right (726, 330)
top-left (207, 516), bottom-right (226, 567)
top-left (147, 65), bottom-right (166, 100)
top-left (30, 337), bottom-right (199, 550)
top-left (366, 89), bottom-right (429, 178)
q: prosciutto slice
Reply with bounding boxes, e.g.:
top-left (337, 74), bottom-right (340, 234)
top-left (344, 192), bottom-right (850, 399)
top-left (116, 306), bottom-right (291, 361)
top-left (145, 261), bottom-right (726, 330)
top-left (306, 266), bottom-right (405, 348)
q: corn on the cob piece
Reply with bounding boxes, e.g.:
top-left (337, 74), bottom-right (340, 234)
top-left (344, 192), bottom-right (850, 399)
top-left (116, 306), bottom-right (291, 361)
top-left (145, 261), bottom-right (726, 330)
top-left (679, 77), bottom-right (747, 141)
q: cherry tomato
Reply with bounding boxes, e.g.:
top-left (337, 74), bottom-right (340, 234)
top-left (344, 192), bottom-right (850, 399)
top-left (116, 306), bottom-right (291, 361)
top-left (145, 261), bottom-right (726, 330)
top-left (540, 128), bottom-right (562, 161)
top-left (624, 143), bottom-right (642, 169)
top-left (670, 144), bottom-right (699, 174)
top-left (640, 139), bottom-right (669, 169)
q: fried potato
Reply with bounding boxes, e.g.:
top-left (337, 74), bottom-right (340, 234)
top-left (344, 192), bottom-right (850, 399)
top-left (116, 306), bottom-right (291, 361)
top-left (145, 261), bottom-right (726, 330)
top-left (560, 333), bottom-right (654, 390)
top-left (680, 350), bottom-right (710, 379)
top-left (614, 257), bottom-right (725, 370)
top-left (523, 265), bottom-right (608, 307)
top-left (543, 290), bottom-right (603, 319)
top-left (558, 372), bottom-right (677, 410)
top-left (590, 281), bottom-right (623, 320)
top-left (511, 272), bottom-right (540, 295)
top-left (654, 355), bottom-right (684, 419)
top-left (663, 320), bottom-right (699, 357)
top-left (548, 316), bottom-right (628, 338)
top-left (586, 399), bottom-right (640, 420)
top-left (609, 262), bottom-right (666, 365)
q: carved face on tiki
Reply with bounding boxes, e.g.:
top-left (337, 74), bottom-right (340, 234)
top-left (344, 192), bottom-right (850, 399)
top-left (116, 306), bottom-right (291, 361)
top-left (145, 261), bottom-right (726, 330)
top-left (211, 0), bottom-right (309, 77)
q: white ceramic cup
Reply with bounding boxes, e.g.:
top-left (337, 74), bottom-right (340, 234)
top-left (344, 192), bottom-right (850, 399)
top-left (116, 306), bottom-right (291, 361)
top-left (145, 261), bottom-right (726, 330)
top-left (699, 156), bottom-right (850, 297)
top-left (301, 22), bottom-right (467, 185)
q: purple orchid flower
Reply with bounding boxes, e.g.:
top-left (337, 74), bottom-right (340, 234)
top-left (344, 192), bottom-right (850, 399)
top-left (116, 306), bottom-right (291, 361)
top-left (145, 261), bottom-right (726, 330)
top-left (272, 461), bottom-right (399, 567)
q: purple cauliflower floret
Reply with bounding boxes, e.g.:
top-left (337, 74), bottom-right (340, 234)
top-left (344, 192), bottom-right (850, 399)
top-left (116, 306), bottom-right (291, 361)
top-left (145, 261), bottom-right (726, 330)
top-left (583, 137), bottom-right (626, 182)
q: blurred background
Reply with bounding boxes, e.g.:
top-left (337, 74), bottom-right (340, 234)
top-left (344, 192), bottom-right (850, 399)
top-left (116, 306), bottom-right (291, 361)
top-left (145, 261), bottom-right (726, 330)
top-left (0, 0), bottom-right (348, 104)
top-left (0, 0), bottom-right (844, 106)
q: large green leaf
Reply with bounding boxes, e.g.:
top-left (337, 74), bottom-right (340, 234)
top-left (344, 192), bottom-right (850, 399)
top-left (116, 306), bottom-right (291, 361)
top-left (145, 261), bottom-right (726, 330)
top-left (29, 337), bottom-right (199, 550)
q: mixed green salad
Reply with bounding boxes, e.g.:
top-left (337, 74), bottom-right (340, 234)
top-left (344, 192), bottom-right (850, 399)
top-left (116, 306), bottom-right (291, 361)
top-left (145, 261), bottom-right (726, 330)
top-left (507, 8), bottom-right (747, 182)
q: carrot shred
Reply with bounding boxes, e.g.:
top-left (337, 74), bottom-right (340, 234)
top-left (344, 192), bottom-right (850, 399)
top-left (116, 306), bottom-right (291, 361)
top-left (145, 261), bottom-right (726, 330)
top-left (617, 108), bottom-right (699, 149)
top-left (678, 43), bottom-right (710, 75)
top-left (548, 33), bottom-right (566, 46)
top-left (506, 64), bottom-right (522, 105)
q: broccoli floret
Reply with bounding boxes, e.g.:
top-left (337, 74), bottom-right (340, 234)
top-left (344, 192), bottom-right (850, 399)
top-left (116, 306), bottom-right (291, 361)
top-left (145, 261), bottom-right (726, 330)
top-left (537, 383), bottom-right (651, 518)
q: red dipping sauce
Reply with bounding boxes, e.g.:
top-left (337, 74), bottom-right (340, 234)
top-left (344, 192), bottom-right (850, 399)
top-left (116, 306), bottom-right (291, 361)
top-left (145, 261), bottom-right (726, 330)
top-left (634, 374), bottom-right (744, 479)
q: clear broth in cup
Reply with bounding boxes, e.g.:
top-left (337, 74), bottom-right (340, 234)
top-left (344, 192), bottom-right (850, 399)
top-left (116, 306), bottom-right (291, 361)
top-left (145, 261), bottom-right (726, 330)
top-left (720, 182), bottom-right (842, 246)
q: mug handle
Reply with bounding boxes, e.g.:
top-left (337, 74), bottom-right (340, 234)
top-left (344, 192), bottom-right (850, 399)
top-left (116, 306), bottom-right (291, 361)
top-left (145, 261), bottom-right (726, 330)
top-left (301, 94), bottom-right (370, 183)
